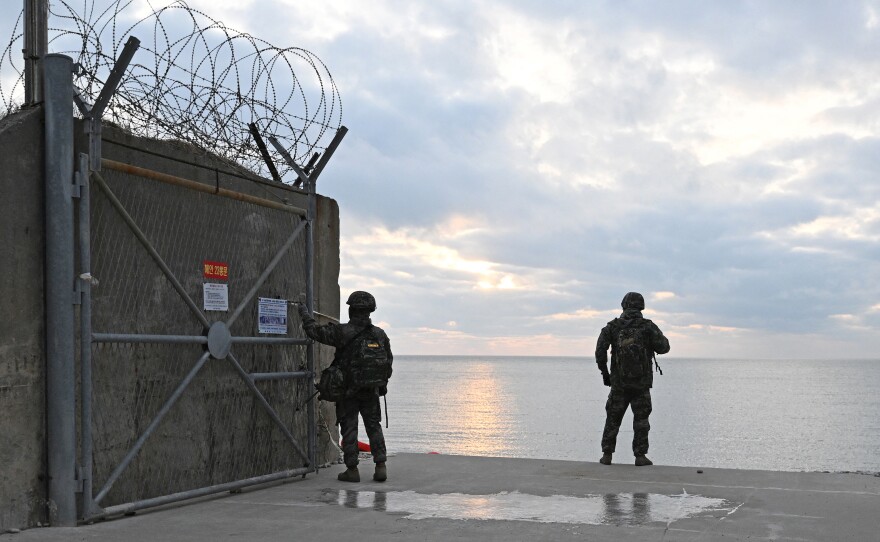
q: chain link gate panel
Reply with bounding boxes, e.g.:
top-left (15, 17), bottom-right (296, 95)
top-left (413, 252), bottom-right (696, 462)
top-left (77, 145), bottom-right (321, 519)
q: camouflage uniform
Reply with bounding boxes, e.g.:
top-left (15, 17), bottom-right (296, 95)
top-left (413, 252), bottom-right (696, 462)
top-left (300, 311), bottom-right (392, 468)
top-left (595, 293), bottom-right (669, 457)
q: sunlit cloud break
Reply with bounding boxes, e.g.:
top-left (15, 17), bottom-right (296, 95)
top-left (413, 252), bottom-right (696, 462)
top-left (344, 225), bottom-right (529, 291)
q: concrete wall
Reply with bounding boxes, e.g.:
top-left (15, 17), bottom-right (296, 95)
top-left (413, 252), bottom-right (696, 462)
top-left (0, 110), bottom-right (342, 530)
top-left (0, 107), bottom-right (49, 530)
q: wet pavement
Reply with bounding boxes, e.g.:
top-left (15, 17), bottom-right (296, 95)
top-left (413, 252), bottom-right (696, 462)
top-left (4, 453), bottom-right (878, 541)
top-left (321, 488), bottom-right (731, 526)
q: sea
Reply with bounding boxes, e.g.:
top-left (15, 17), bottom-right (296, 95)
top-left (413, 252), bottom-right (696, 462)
top-left (363, 356), bottom-right (880, 473)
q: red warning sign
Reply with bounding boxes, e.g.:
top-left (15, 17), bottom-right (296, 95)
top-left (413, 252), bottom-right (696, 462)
top-left (203, 260), bottom-right (229, 280)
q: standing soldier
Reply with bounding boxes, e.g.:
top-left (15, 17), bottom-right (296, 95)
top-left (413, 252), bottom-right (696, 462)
top-left (595, 292), bottom-right (670, 466)
top-left (298, 291), bottom-right (393, 482)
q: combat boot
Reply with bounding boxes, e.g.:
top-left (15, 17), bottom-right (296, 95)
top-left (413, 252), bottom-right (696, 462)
top-left (338, 467), bottom-right (360, 482)
top-left (373, 462), bottom-right (387, 482)
top-left (599, 453), bottom-right (612, 465)
top-left (634, 455), bottom-right (653, 466)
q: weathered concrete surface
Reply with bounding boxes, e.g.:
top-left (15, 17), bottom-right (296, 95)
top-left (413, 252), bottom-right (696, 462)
top-left (0, 107), bottom-right (48, 530)
top-left (4, 454), bottom-right (877, 541)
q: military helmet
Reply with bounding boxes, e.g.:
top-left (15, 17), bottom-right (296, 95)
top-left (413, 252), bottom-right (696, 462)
top-left (346, 290), bottom-right (377, 312)
top-left (621, 291), bottom-right (645, 310)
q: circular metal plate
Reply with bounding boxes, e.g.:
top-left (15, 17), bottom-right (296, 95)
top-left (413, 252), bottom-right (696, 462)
top-left (207, 321), bottom-right (232, 359)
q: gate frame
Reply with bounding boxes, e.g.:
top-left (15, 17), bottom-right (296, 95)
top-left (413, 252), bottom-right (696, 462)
top-left (42, 36), bottom-right (347, 523)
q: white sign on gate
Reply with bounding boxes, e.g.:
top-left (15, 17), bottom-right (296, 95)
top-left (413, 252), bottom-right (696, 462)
top-left (203, 283), bottom-right (229, 311)
top-left (258, 297), bottom-right (288, 334)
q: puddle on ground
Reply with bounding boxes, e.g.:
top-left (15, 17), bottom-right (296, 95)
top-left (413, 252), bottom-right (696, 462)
top-left (320, 489), bottom-right (731, 526)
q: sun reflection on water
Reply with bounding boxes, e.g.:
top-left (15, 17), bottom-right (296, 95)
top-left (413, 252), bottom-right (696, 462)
top-left (428, 361), bottom-right (513, 456)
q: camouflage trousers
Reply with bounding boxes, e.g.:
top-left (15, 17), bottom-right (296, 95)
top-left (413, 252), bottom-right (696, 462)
top-left (601, 388), bottom-right (652, 456)
top-left (336, 394), bottom-right (387, 468)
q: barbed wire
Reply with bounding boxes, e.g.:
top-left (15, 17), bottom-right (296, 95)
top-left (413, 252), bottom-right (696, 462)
top-left (1, 1), bottom-right (342, 183)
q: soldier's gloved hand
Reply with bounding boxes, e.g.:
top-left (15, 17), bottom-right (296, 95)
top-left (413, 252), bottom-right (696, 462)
top-left (602, 372), bottom-right (611, 387)
top-left (378, 384), bottom-right (388, 396)
top-left (296, 303), bottom-right (310, 319)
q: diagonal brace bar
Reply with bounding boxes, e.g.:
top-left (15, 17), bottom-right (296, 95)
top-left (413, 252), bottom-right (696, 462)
top-left (225, 218), bottom-right (306, 327)
top-left (94, 352), bottom-right (212, 504)
top-left (224, 352), bottom-right (310, 464)
top-left (91, 171), bottom-right (210, 328)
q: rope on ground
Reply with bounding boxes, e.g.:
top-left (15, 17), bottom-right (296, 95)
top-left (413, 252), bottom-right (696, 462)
top-left (316, 403), bottom-right (343, 466)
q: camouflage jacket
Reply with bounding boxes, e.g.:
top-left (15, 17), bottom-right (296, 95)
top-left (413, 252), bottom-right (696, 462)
top-left (595, 309), bottom-right (669, 389)
top-left (301, 314), bottom-right (393, 395)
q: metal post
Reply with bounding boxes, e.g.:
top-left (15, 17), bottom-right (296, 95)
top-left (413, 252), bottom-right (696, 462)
top-left (305, 175), bottom-right (317, 469)
top-left (307, 127), bottom-right (348, 183)
top-left (76, 153), bottom-right (97, 518)
top-left (23, 0), bottom-right (48, 105)
top-left (302, 128), bottom-right (347, 469)
top-left (43, 53), bottom-right (77, 526)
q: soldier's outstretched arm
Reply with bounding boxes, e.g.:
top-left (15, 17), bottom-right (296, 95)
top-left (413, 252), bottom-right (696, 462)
top-left (297, 304), bottom-right (342, 346)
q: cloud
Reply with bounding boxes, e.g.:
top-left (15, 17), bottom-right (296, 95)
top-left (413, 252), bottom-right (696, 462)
top-left (545, 309), bottom-right (611, 322)
top-left (28, 1), bottom-right (880, 358)
top-left (265, 0), bottom-right (880, 357)
top-left (342, 224), bottom-right (534, 291)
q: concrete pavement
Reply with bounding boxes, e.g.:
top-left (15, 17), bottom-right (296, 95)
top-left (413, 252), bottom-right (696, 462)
top-left (4, 453), bottom-right (878, 541)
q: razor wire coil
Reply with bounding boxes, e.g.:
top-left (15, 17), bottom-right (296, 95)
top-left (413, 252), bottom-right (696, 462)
top-left (1, 1), bottom-right (342, 183)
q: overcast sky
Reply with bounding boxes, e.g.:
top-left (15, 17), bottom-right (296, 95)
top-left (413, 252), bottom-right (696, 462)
top-left (175, 0), bottom-right (880, 358)
top-left (12, 1), bottom-right (880, 358)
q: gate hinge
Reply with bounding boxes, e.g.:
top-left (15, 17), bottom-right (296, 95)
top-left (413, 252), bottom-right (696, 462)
top-left (75, 464), bottom-right (84, 493)
top-left (72, 169), bottom-right (84, 199)
top-left (73, 280), bottom-right (84, 305)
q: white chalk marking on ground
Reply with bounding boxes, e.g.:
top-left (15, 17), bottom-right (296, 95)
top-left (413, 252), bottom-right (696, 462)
top-left (722, 501), bottom-right (744, 519)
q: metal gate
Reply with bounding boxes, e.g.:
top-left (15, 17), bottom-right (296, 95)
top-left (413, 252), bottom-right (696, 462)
top-left (41, 40), bottom-right (347, 520)
top-left (78, 154), bottom-right (312, 519)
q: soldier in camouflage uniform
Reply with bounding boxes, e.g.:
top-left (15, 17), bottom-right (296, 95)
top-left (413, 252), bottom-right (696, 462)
top-left (595, 292), bottom-right (670, 466)
top-left (298, 291), bottom-right (393, 482)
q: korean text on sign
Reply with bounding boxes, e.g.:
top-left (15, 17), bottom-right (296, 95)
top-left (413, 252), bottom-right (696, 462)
top-left (203, 260), bottom-right (229, 280)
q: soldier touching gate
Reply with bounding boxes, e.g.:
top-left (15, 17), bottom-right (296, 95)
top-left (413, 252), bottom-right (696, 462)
top-left (595, 292), bottom-right (670, 467)
top-left (298, 291), bottom-right (393, 482)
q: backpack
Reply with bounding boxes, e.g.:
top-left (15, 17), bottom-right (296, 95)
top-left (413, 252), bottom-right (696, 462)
top-left (347, 326), bottom-right (392, 389)
top-left (614, 319), bottom-right (652, 383)
top-left (316, 326), bottom-right (391, 402)
top-left (316, 365), bottom-right (347, 402)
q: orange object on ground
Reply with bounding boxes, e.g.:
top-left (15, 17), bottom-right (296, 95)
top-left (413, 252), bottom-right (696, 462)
top-left (340, 439), bottom-right (372, 452)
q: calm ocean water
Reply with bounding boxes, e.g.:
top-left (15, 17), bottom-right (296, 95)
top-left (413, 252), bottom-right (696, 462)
top-left (365, 356), bottom-right (880, 473)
